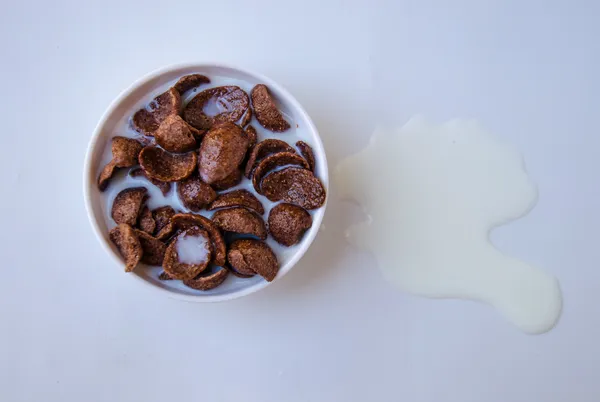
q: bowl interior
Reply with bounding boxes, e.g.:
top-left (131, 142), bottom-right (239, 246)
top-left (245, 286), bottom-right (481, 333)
top-left (84, 64), bottom-right (329, 301)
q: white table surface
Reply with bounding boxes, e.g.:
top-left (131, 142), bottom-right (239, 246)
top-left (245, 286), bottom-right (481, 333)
top-left (1, 1), bottom-right (598, 401)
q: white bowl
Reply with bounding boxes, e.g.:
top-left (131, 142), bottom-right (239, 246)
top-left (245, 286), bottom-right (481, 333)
top-left (83, 63), bottom-right (328, 302)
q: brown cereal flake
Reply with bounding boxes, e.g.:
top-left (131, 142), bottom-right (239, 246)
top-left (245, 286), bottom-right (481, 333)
top-left (227, 239), bottom-right (279, 282)
top-left (183, 86), bottom-right (249, 131)
top-left (154, 115), bottom-right (198, 153)
top-left (252, 152), bottom-right (309, 194)
top-left (183, 266), bottom-right (229, 291)
top-left (152, 206), bottom-right (176, 233)
top-left (135, 229), bottom-right (167, 266)
top-left (251, 84), bottom-right (290, 132)
top-left (138, 206), bottom-right (156, 234)
top-left (177, 175), bottom-right (217, 212)
top-left (171, 213), bottom-right (227, 266)
top-left (129, 168), bottom-right (172, 196)
top-left (261, 167), bottom-right (326, 210)
top-left (226, 264), bottom-right (255, 278)
top-left (132, 88), bottom-right (181, 135)
top-left (98, 160), bottom-right (117, 191)
top-left (211, 169), bottom-right (242, 191)
top-left (244, 139), bottom-right (295, 178)
top-left (138, 146), bottom-right (197, 182)
top-left (198, 122), bottom-right (249, 184)
top-left (208, 189), bottom-right (264, 214)
top-left (244, 125), bottom-right (258, 149)
top-left (296, 141), bottom-right (315, 172)
top-left (111, 187), bottom-right (148, 226)
top-left (109, 224), bottom-right (143, 272)
top-left (112, 137), bottom-right (144, 167)
top-left (158, 271), bottom-right (173, 280)
top-left (98, 137), bottom-right (143, 191)
top-left (212, 207), bottom-right (267, 239)
top-left (268, 203), bottom-right (312, 246)
top-left (173, 74), bottom-right (210, 94)
top-left (240, 107), bottom-right (252, 127)
top-left (162, 226), bottom-right (212, 280)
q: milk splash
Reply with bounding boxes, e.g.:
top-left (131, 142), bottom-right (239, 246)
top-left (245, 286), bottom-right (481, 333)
top-left (336, 117), bottom-right (562, 334)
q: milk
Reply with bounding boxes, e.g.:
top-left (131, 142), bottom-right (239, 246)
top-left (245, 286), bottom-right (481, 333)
top-left (336, 116), bottom-right (562, 334)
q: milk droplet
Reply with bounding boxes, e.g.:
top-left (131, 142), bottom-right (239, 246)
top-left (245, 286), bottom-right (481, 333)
top-left (336, 116), bottom-right (562, 334)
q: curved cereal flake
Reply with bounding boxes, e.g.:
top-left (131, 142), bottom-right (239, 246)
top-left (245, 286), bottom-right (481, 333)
top-left (211, 169), bottom-right (242, 191)
top-left (111, 187), bottom-right (148, 226)
top-left (97, 137), bottom-right (143, 191)
top-left (296, 141), bottom-right (316, 172)
top-left (226, 264), bottom-right (255, 278)
top-left (138, 206), bottom-right (156, 234)
top-left (268, 203), bottom-right (312, 246)
top-left (158, 271), bottom-right (173, 280)
top-left (227, 239), bottom-right (279, 282)
top-left (98, 160), bottom-right (117, 191)
top-left (252, 152), bottom-right (309, 194)
top-left (129, 168), bottom-right (172, 196)
top-left (173, 74), bottom-right (210, 94)
top-left (152, 206), bottom-right (176, 233)
top-left (251, 84), bottom-right (290, 132)
top-left (183, 266), bottom-right (229, 290)
top-left (212, 207), bottom-right (267, 240)
top-left (240, 107), bottom-right (252, 127)
top-left (261, 167), bottom-right (326, 210)
top-left (154, 115), bottom-right (198, 153)
top-left (198, 122), bottom-right (249, 184)
top-left (183, 86), bottom-right (249, 131)
top-left (134, 229), bottom-right (167, 266)
top-left (109, 224), bottom-right (143, 272)
top-left (177, 175), bottom-right (216, 212)
top-left (244, 139), bottom-right (295, 178)
top-left (162, 227), bottom-right (212, 280)
top-left (112, 137), bottom-right (144, 167)
top-left (208, 189), bottom-right (264, 214)
top-left (244, 125), bottom-right (258, 149)
top-left (132, 88), bottom-right (181, 135)
top-left (171, 213), bottom-right (226, 266)
top-left (138, 146), bottom-right (197, 182)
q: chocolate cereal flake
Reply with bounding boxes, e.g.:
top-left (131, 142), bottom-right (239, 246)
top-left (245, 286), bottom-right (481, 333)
top-left (212, 207), bottom-right (267, 239)
top-left (183, 86), bottom-right (249, 131)
top-left (111, 187), bottom-right (148, 226)
top-left (132, 88), bottom-right (181, 136)
top-left (251, 84), bottom-right (290, 132)
top-left (154, 115), bottom-right (198, 153)
top-left (198, 122), bottom-right (249, 184)
top-left (134, 229), bottom-right (167, 266)
top-left (211, 168), bottom-right (242, 191)
top-left (177, 175), bottom-right (217, 212)
top-left (296, 141), bottom-right (316, 172)
top-left (171, 213), bottom-right (227, 267)
top-left (138, 206), bottom-right (156, 234)
top-left (227, 239), bottom-right (279, 282)
top-left (162, 226), bottom-right (212, 280)
top-left (173, 74), bottom-right (210, 95)
top-left (244, 139), bottom-right (295, 178)
top-left (208, 189), bottom-right (264, 215)
top-left (138, 146), bottom-right (197, 182)
top-left (261, 167), bottom-right (326, 210)
top-left (109, 224), bottom-right (143, 272)
top-left (252, 152), bottom-right (309, 194)
top-left (183, 266), bottom-right (229, 291)
top-left (268, 203), bottom-right (312, 246)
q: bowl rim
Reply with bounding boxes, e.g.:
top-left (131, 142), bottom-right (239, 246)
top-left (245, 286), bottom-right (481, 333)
top-left (83, 62), bottom-right (329, 302)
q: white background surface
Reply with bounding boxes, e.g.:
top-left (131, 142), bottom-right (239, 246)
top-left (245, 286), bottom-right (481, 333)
top-left (1, 1), bottom-right (598, 401)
